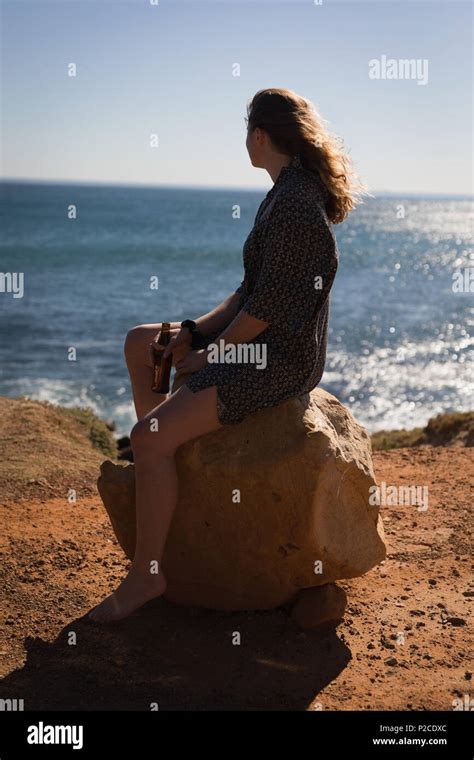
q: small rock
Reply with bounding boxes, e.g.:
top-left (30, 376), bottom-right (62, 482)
top-left (445, 616), bottom-right (466, 627)
top-left (291, 584), bottom-right (347, 630)
top-left (385, 657), bottom-right (398, 666)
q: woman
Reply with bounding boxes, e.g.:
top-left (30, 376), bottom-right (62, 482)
top-left (88, 87), bottom-right (363, 622)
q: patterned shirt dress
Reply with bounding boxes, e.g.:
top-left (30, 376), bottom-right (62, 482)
top-left (184, 153), bottom-right (339, 425)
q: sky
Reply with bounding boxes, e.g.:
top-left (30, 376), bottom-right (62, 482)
top-left (1, 0), bottom-right (472, 195)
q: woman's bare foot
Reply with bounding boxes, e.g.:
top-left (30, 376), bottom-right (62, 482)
top-left (87, 564), bottom-right (167, 623)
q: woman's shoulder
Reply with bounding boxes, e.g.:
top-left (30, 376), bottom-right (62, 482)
top-left (272, 172), bottom-right (330, 223)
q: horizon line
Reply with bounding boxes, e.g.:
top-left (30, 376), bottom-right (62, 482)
top-left (1, 176), bottom-right (472, 200)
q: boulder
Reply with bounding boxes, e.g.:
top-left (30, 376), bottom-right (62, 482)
top-left (97, 384), bottom-right (386, 611)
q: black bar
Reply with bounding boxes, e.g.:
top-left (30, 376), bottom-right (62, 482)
top-left (0, 710), bottom-right (471, 757)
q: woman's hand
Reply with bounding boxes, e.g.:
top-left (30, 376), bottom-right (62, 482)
top-left (148, 326), bottom-right (191, 365)
top-left (174, 349), bottom-right (208, 379)
top-left (162, 327), bottom-right (193, 359)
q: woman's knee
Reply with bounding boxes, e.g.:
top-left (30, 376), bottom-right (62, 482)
top-left (130, 417), bottom-right (176, 457)
top-left (124, 324), bottom-right (149, 366)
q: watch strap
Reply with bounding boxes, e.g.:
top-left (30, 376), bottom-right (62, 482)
top-left (181, 319), bottom-right (197, 332)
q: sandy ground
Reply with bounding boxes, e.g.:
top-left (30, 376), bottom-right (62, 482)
top-left (0, 445), bottom-right (472, 711)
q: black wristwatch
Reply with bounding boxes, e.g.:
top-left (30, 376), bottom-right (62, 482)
top-left (181, 319), bottom-right (208, 350)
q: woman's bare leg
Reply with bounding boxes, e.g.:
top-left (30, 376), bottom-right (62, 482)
top-left (124, 322), bottom-right (186, 420)
top-left (88, 382), bottom-right (223, 623)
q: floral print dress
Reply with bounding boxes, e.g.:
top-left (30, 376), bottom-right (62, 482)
top-left (184, 154), bottom-right (339, 425)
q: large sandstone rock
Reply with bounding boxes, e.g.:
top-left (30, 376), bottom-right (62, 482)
top-left (97, 385), bottom-right (386, 611)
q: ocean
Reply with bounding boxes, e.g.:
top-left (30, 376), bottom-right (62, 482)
top-left (0, 181), bottom-right (472, 437)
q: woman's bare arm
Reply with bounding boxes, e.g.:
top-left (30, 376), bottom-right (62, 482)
top-left (209, 307), bottom-right (269, 345)
top-left (194, 291), bottom-right (245, 336)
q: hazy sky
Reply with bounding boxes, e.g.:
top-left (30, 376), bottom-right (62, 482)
top-left (1, 0), bottom-right (472, 194)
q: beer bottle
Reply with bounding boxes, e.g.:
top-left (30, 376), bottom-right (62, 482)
top-left (151, 322), bottom-right (172, 394)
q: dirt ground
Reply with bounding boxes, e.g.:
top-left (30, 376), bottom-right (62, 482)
top-left (0, 443), bottom-right (472, 711)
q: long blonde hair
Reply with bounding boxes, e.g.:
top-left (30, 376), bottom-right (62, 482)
top-left (247, 88), bottom-right (366, 224)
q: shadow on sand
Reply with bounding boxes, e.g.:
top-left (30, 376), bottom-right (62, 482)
top-left (1, 597), bottom-right (351, 710)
